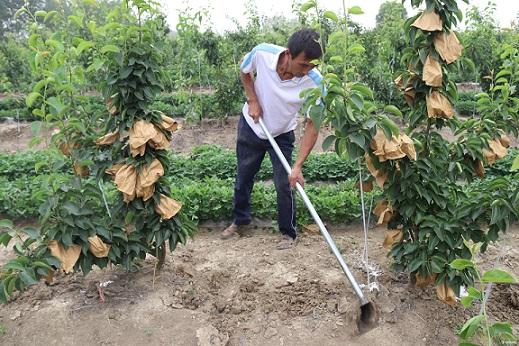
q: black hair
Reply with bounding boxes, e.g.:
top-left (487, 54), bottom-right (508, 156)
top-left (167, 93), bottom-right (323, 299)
top-left (287, 28), bottom-right (323, 60)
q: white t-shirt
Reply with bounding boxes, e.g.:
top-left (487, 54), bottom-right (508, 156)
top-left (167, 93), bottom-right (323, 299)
top-left (240, 43), bottom-right (322, 140)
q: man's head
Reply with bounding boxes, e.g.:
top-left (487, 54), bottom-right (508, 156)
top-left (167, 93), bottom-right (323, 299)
top-left (286, 28), bottom-right (322, 77)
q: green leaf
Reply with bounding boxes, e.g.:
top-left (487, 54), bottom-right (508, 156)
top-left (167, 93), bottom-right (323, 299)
top-left (467, 287), bottom-right (482, 299)
top-left (35, 10), bottom-right (47, 18)
top-left (351, 84), bottom-right (373, 99)
top-left (384, 105), bottom-right (402, 118)
top-left (460, 295), bottom-right (474, 308)
top-left (62, 202), bottom-right (80, 216)
top-left (46, 97), bottom-right (65, 115)
top-left (44, 11), bottom-right (58, 23)
top-left (322, 135), bottom-right (336, 151)
top-left (323, 11), bottom-right (338, 22)
top-left (348, 43), bottom-right (365, 55)
top-left (511, 155), bottom-right (519, 171)
top-left (20, 271), bottom-right (38, 285)
top-left (0, 281), bottom-right (7, 303)
top-left (450, 259), bottom-right (473, 270)
top-left (0, 233), bottom-right (13, 247)
top-left (301, 1), bottom-right (316, 12)
top-left (101, 45), bottom-right (120, 54)
top-left (348, 6), bottom-right (364, 15)
top-left (308, 104), bottom-right (324, 130)
top-left (4, 260), bottom-right (25, 271)
top-left (489, 322), bottom-right (514, 338)
top-left (20, 227), bottom-right (39, 240)
top-left (77, 40), bottom-right (94, 54)
top-left (482, 269), bottom-right (517, 284)
top-left (350, 94), bottom-right (364, 111)
top-left (15, 8), bottom-right (28, 18)
top-left (0, 220), bottom-right (14, 229)
top-left (379, 116), bottom-right (400, 136)
top-left (350, 133), bottom-right (365, 148)
top-left (26, 92), bottom-right (42, 107)
top-left (458, 315), bottom-right (484, 339)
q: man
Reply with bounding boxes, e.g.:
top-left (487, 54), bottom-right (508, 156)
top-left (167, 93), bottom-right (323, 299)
top-left (220, 28), bottom-right (323, 250)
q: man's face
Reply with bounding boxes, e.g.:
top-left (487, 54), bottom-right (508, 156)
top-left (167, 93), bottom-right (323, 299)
top-left (287, 51), bottom-right (317, 77)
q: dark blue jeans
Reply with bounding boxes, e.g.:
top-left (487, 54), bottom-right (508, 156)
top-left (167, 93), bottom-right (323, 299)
top-left (233, 114), bottom-right (297, 239)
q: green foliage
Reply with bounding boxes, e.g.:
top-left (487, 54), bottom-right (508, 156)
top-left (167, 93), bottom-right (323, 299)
top-left (301, 0), bottom-right (519, 300)
top-left (0, 0), bottom-right (198, 303)
top-left (458, 2), bottom-right (500, 86)
top-left (455, 92), bottom-right (477, 116)
top-left (0, 174), bottom-right (374, 225)
top-left (361, 1), bottom-right (407, 106)
top-left (0, 144), bottom-right (361, 184)
top-left (0, 35), bottom-right (32, 92)
top-left (0, 219), bottom-right (56, 304)
top-left (451, 241), bottom-right (518, 345)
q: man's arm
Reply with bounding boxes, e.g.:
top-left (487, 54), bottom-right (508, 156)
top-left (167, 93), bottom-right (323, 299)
top-left (289, 118), bottom-right (319, 188)
top-left (240, 71), bottom-right (262, 123)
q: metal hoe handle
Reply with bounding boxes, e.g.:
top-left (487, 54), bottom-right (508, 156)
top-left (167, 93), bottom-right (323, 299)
top-left (258, 118), bottom-right (368, 305)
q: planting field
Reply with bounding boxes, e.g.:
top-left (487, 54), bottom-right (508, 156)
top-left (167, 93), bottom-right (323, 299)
top-left (0, 115), bottom-right (518, 345)
top-left (1, 0), bottom-right (519, 345)
top-left (0, 222), bottom-right (518, 346)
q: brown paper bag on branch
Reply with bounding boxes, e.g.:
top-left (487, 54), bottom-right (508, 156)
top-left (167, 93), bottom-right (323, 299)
top-left (382, 229), bottom-right (403, 249)
top-left (88, 235), bottom-right (110, 258)
top-left (129, 120), bottom-right (157, 157)
top-left (136, 159), bottom-right (164, 201)
top-left (159, 113), bottom-right (179, 132)
top-left (400, 134), bottom-right (417, 160)
top-left (483, 138), bottom-right (508, 165)
top-left (95, 130), bottom-right (119, 146)
top-left (499, 134), bottom-right (511, 148)
top-left (356, 180), bottom-right (374, 192)
top-left (114, 164), bottom-right (137, 202)
top-left (426, 91), bottom-right (454, 119)
top-left (155, 194), bottom-right (182, 220)
top-left (474, 159), bottom-right (485, 178)
top-left (383, 137), bottom-right (406, 161)
top-left (59, 142), bottom-right (74, 156)
top-left (149, 127), bottom-right (170, 150)
top-left (416, 273), bottom-right (438, 288)
top-left (105, 163), bottom-right (125, 178)
top-left (423, 55), bottom-right (443, 87)
top-left (106, 98), bottom-right (117, 115)
top-left (436, 281), bottom-right (456, 305)
top-left (370, 129), bottom-right (417, 162)
top-left (412, 10), bottom-right (442, 31)
top-left (48, 240), bottom-right (81, 273)
top-left (73, 161), bottom-right (89, 177)
top-left (434, 31), bottom-right (463, 64)
top-left (365, 154), bottom-right (388, 189)
top-left (373, 200), bottom-right (394, 225)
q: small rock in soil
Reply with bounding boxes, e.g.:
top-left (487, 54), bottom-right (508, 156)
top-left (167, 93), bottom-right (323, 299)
top-left (10, 310), bottom-right (21, 320)
top-left (285, 273), bottom-right (298, 284)
top-left (382, 303), bottom-right (396, 314)
top-left (337, 297), bottom-right (350, 314)
top-left (264, 327), bottom-right (278, 339)
top-left (196, 325), bottom-right (229, 346)
top-left (326, 300), bottom-right (337, 313)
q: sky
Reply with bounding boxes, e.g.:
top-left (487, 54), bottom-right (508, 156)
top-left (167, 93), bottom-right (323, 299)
top-left (161, 0), bottom-right (519, 34)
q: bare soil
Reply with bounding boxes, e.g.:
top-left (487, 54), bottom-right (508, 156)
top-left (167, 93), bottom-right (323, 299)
top-left (0, 222), bottom-right (518, 346)
top-left (0, 116), bottom-right (334, 154)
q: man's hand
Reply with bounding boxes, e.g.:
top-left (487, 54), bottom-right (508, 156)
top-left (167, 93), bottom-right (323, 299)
top-left (248, 99), bottom-right (263, 123)
top-left (288, 165), bottom-right (305, 188)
